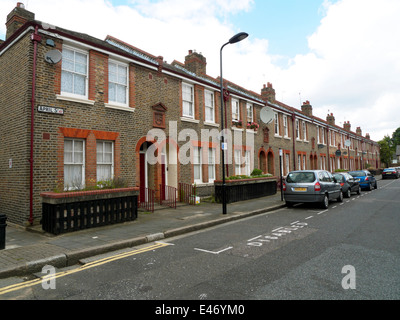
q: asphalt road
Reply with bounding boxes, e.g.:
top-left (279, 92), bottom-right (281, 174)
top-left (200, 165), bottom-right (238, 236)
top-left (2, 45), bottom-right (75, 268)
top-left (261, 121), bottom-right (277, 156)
top-left (1, 178), bottom-right (400, 303)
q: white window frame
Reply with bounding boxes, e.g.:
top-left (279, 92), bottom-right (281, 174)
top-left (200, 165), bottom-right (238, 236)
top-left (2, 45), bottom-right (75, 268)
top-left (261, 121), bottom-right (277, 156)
top-left (108, 59), bottom-right (129, 107)
top-left (208, 148), bottom-right (216, 183)
top-left (231, 98), bottom-right (240, 122)
top-left (303, 121), bottom-right (307, 141)
top-left (204, 90), bottom-right (215, 123)
top-left (96, 140), bottom-right (114, 182)
top-left (234, 149), bottom-right (242, 175)
top-left (285, 153), bottom-right (290, 176)
top-left (274, 112), bottom-right (280, 136)
top-left (193, 147), bottom-right (202, 183)
top-left (303, 155), bottom-right (306, 170)
top-left (244, 150), bottom-right (251, 176)
top-left (182, 83), bottom-right (194, 119)
top-left (64, 138), bottom-right (85, 190)
top-left (298, 154), bottom-right (301, 170)
top-left (61, 45), bottom-right (89, 99)
top-left (246, 103), bottom-right (254, 123)
top-left (296, 119), bottom-right (300, 140)
top-left (283, 115), bottom-right (288, 137)
top-left (317, 126), bottom-right (320, 143)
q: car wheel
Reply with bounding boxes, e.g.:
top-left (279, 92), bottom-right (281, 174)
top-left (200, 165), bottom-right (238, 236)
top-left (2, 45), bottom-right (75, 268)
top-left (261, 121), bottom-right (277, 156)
top-left (337, 191), bottom-right (344, 202)
top-left (374, 182), bottom-right (377, 189)
top-left (345, 189), bottom-right (351, 198)
top-left (321, 194), bottom-right (329, 209)
top-left (357, 186), bottom-right (361, 195)
top-left (367, 183), bottom-right (372, 191)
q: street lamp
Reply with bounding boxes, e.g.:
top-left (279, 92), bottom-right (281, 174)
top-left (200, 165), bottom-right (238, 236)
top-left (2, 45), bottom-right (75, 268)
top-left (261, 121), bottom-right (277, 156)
top-left (220, 32), bottom-right (248, 215)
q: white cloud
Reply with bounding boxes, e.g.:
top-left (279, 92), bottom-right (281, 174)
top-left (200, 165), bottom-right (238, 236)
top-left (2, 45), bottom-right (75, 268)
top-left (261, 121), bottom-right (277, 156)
top-left (1, 0), bottom-right (398, 141)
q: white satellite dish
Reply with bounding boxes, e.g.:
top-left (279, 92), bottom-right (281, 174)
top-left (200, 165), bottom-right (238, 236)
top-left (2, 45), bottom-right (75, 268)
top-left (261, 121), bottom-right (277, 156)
top-left (260, 106), bottom-right (274, 124)
top-left (44, 50), bottom-right (62, 64)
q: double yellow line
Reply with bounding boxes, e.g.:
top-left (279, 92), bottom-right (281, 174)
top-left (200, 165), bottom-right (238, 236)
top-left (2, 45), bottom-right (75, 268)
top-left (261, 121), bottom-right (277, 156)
top-left (0, 242), bottom-right (170, 296)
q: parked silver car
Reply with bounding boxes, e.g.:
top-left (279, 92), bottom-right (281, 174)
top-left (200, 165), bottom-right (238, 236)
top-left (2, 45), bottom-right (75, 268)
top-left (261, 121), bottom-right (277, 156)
top-left (283, 170), bottom-right (343, 209)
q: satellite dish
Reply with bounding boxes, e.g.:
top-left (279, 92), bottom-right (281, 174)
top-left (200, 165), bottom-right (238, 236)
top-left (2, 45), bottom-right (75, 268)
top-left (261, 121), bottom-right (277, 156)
top-left (260, 106), bottom-right (274, 124)
top-left (44, 50), bottom-right (62, 64)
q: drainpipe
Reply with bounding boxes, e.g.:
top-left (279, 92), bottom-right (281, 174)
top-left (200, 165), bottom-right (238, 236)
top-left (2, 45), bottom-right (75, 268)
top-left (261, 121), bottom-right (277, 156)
top-left (292, 112), bottom-right (296, 171)
top-left (29, 25), bottom-right (41, 225)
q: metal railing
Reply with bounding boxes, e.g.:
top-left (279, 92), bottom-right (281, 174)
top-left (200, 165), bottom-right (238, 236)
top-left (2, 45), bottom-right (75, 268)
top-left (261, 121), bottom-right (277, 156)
top-left (138, 187), bottom-right (155, 212)
top-left (160, 185), bottom-right (177, 209)
top-left (178, 183), bottom-right (197, 205)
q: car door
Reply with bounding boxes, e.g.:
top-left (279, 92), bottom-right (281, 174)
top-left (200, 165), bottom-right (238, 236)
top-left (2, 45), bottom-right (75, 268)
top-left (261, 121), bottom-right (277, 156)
top-left (345, 173), bottom-right (356, 192)
top-left (318, 171), bottom-right (327, 195)
top-left (325, 171), bottom-right (339, 197)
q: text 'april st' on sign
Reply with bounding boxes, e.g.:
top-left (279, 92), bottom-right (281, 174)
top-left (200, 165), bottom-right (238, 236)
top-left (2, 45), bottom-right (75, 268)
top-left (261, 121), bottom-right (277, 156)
top-left (38, 106), bottom-right (64, 115)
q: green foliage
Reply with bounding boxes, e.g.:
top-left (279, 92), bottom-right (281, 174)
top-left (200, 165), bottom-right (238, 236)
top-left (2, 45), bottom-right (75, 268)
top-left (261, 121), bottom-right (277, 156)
top-left (226, 173), bottom-right (272, 180)
top-left (250, 168), bottom-right (263, 176)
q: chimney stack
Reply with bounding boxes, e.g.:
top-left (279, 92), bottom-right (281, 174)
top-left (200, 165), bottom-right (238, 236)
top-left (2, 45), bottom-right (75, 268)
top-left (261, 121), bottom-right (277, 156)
top-left (6, 3), bottom-right (35, 40)
top-left (366, 133), bottom-right (370, 140)
top-left (184, 49), bottom-right (207, 75)
top-left (261, 82), bottom-right (276, 103)
top-left (326, 113), bottom-right (335, 126)
top-left (344, 121), bottom-right (351, 131)
top-left (356, 127), bottom-right (362, 136)
top-left (301, 100), bottom-right (313, 117)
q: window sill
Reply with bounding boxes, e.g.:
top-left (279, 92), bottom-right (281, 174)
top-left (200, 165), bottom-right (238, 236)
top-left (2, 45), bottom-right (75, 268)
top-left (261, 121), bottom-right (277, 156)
top-left (181, 117), bottom-right (200, 124)
top-left (232, 127), bottom-right (244, 132)
top-left (56, 94), bottom-right (95, 106)
top-left (105, 103), bottom-right (135, 112)
top-left (204, 121), bottom-right (219, 127)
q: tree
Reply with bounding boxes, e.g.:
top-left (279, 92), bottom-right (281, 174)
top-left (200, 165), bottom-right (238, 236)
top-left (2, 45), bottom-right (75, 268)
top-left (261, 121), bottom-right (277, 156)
top-left (392, 127), bottom-right (400, 148)
top-left (378, 135), bottom-right (394, 168)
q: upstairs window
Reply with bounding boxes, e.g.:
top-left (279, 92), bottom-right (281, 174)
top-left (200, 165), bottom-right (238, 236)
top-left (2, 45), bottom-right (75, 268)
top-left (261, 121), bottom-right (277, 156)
top-left (232, 98), bottom-right (240, 122)
top-left (109, 61), bottom-right (128, 106)
top-left (246, 103), bottom-right (253, 123)
top-left (274, 113), bottom-right (279, 135)
top-left (61, 47), bottom-right (88, 97)
top-left (205, 90), bottom-right (215, 123)
top-left (182, 83), bottom-right (194, 118)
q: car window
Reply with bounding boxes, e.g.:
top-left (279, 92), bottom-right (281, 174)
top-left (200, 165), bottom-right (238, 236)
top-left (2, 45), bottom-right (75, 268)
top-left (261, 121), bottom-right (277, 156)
top-left (333, 174), bottom-right (344, 182)
top-left (348, 171), bottom-right (365, 177)
top-left (318, 172), bottom-right (325, 181)
top-left (323, 171), bottom-right (332, 182)
top-left (286, 172), bottom-right (316, 183)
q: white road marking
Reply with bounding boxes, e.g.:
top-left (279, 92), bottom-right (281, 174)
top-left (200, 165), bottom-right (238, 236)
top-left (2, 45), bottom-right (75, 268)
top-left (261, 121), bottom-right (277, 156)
top-left (305, 216), bottom-right (313, 220)
top-left (317, 210), bottom-right (328, 215)
top-left (194, 247), bottom-right (233, 255)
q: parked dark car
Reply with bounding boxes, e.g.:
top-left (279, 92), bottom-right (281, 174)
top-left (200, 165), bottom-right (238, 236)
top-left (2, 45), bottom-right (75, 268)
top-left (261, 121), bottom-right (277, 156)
top-left (283, 170), bottom-right (343, 209)
top-left (348, 170), bottom-right (377, 190)
top-left (333, 172), bottom-right (361, 198)
top-left (382, 168), bottom-right (399, 179)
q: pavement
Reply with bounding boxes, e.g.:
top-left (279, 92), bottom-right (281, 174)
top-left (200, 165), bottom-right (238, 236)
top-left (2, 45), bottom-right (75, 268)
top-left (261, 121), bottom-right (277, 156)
top-left (0, 192), bottom-right (286, 279)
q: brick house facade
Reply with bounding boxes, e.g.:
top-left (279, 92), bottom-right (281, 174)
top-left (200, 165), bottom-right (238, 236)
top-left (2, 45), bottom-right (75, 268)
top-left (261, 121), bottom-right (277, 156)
top-left (0, 3), bottom-right (380, 226)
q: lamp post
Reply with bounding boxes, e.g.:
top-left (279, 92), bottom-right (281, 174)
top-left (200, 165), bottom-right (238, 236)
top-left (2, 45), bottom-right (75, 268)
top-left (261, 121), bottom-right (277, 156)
top-left (220, 32), bottom-right (248, 215)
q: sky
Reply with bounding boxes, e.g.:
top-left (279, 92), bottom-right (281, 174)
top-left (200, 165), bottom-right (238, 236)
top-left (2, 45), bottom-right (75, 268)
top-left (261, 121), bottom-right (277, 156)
top-left (1, 0), bottom-right (399, 142)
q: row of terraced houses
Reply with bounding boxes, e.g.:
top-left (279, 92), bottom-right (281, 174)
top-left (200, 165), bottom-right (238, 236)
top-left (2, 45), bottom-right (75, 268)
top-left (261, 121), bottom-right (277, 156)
top-left (0, 3), bottom-right (380, 226)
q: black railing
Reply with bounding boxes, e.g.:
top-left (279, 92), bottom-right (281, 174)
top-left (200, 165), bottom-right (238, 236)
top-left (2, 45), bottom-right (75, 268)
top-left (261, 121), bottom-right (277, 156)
top-left (160, 185), bottom-right (177, 209)
top-left (178, 183), bottom-right (197, 205)
top-left (42, 195), bottom-right (138, 235)
top-left (138, 187), bottom-right (155, 212)
top-left (215, 180), bottom-right (277, 204)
